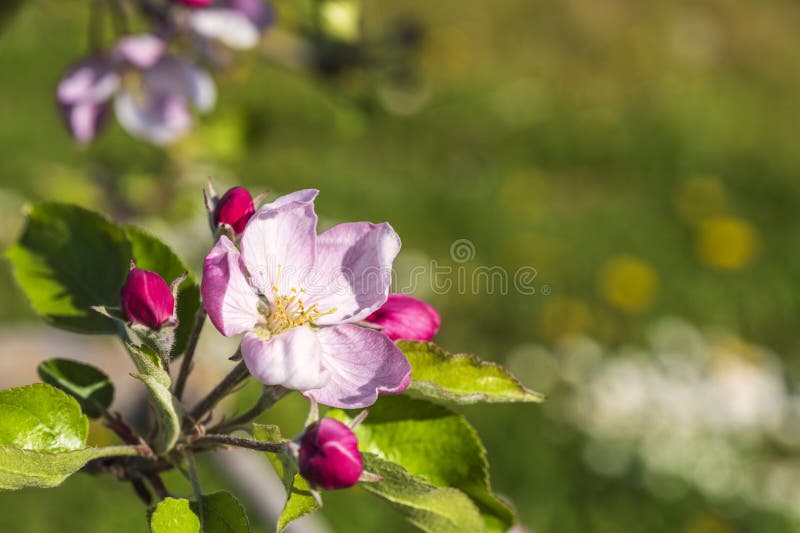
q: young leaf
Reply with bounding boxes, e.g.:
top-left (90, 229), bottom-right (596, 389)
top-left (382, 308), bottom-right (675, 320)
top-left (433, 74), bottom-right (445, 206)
top-left (37, 358), bottom-right (114, 419)
top-left (126, 225), bottom-right (201, 357)
top-left (6, 203), bottom-right (131, 334)
top-left (0, 445), bottom-right (138, 490)
top-left (360, 454), bottom-right (485, 533)
top-left (151, 497), bottom-right (201, 533)
top-left (127, 343), bottom-right (181, 453)
top-left (398, 341), bottom-right (544, 404)
top-left (190, 491), bottom-right (251, 533)
top-left (0, 383), bottom-right (88, 451)
top-left (0, 383), bottom-right (137, 490)
top-left (252, 424), bottom-right (319, 532)
top-left (328, 396), bottom-right (515, 533)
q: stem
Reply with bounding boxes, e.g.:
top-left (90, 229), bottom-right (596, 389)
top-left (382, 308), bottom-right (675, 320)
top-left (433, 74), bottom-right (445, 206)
top-left (185, 359), bottom-right (249, 430)
top-left (173, 307), bottom-right (207, 401)
top-left (208, 385), bottom-right (288, 434)
top-left (146, 473), bottom-right (170, 501)
top-left (190, 434), bottom-right (287, 453)
top-left (186, 452), bottom-right (204, 529)
top-left (103, 410), bottom-right (154, 457)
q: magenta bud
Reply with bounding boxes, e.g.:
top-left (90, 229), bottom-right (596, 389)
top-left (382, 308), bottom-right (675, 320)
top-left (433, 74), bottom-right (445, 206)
top-left (120, 267), bottom-right (175, 329)
top-left (214, 187), bottom-right (255, 235)
top-left (365, 293), bottom-right (441, 341)
top-left (299, 418), bottom-right (363, 489)
top-left (176, 0), bottom-right (214, 7)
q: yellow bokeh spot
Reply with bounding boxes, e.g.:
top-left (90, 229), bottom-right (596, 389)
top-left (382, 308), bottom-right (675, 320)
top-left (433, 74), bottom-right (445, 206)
top-left (697, 216), bottom-right (758, 270)
top-left (675, 177), bottom-right (728, 225)
top-left (538, 297), bottom-right (592, 342)
top-left (599, 256), bottom-right (659, 313)
top-left (685, 515), bottom-right (734, 533)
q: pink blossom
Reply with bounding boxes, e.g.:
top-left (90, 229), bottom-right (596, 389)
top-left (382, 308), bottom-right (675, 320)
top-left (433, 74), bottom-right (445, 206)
top-left (201, 189), bottom-right (411, 408)
top-left (214, 186), bottom-right (255, 234)
top-left (120, 267), bottom-right (175, 329)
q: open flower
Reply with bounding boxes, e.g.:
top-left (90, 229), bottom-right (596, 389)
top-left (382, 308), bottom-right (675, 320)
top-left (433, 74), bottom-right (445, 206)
top-left (56, 34), bottom-right (215, 145)
top-left (201, 189), bottom-right (411, 408)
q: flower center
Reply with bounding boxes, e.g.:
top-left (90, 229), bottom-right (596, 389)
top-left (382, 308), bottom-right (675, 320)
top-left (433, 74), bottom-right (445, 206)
top-left (261, 286), bottom-right (321, 338)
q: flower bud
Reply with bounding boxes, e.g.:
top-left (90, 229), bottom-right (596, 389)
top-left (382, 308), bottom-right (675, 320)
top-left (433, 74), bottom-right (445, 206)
top-left (365, 293), bottom-right (441, 341)
top-left (214, 186), bottom-right (255, 235)
top-left (120, 267), bottom-right (175, 329)
top-left (176, 0), bottom-right (214, 8)
top-left (299, 418), bottom-right (363, 489)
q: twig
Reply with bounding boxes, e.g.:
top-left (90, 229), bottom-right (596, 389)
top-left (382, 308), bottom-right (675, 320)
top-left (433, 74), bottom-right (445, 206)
top-left (173, 307), bottom-right (207, 401)
top-left (190, 434), bottom-right (286, 453)
top-left (184, 359), bottom-right (249, 430)
top-left (208, 385), bottom-right (288, 434)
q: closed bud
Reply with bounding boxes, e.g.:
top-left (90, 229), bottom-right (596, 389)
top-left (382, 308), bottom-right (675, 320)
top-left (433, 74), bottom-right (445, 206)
top-left (176, 0), bottom-right (214, 8)
top-left (120, 266), bottom-right (175, 329)
top-left (214, 186), bottom-right (255, 235)
top-left (365, 293), bottom-right (441, 341)
top-left (299, 418), bottom-right (363, 489)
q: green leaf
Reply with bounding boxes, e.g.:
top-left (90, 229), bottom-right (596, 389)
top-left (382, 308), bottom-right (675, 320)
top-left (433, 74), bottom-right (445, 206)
top-left (0, 383), bottom-right (88, 452)
top-left (126, 225), bottom-right (201, 357)
top-left (0, 382), bottom-right (136, 491)
top-left (399, 341), bottom-right (545, 404)
top-left (252, 424), bottom-right (319, 532)
top-left (6, 203), bottom-right (131, 334)
top-left (328, 396), bottom-right (515, 533)
top-left (37, 358), bottom-right (114, 419)
top-left (190, 491), bottom-right (251, 533)
top-left (360, 454), bottom-right (485, 533)
top-left (127, 344), bottom-right (181, 453)
top-left (151, 498), bottom-right (201, 533)
top-left (0, 445), bottom-right (138, 490)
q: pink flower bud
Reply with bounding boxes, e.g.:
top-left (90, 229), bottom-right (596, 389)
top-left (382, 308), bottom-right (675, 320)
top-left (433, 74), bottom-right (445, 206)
top-left (299, 418), bottom-right (363, 489)
top-left (120, 267), bottom-right (175, 329)
top-left (365, 293), bottom-right (441, 341)
top-left (176, 0), bottom-right (214, 8)
top-left (214, 186), bottom-right (255, 235)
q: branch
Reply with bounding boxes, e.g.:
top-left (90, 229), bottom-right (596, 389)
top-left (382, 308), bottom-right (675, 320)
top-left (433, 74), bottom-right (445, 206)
top-left (184, 358), bottom-right (249, 430)
top-left (209, 385), bottom-right (288, 434)
top-left (190, 434), bottom-right (287, 453)
top-left (173, 307), bottom-right (207, 401)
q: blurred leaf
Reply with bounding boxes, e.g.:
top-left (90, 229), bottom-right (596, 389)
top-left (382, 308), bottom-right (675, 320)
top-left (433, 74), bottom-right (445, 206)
top-left (151, 497), bottom-right (200, 533)
top-left (126, 225), bottom-right (200, 357)
top-left (37, 358), bottom-right (114, 419)
top-left (0, 383), bottom-right (87, 451)
top-left (6, 203), bottom-right (131, 334)
top-left (399, 341), bottom-right (544, 404)
top-left (328, 396), bottom-right (515, 533)
top-left (190, 491), bottom-right (251, 533)
top-left (252, 424), bottom-right (319, 532)
top-left (360, 453), bottom-right (485, 533)
top-left (127, 343), bottom-right (180, 453)
top-left (0, 0), bottom-right (24, 34)
top-left (0, 383), bottom-right (137, 490)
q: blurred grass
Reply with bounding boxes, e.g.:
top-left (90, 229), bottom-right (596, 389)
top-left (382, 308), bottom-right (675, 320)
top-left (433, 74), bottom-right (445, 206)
top-left (3, 0), bottom-right (800, 531)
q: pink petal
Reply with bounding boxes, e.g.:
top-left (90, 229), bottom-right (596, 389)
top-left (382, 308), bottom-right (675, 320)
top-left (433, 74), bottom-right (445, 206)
top-left (308, 222), bottom-right (401, 326)
top-left (201, 236), bottom-right (261, 336)
top-left (114, 34), bottom-right (165, 69)
top-left (304, 324), bottom-right (411, 408)
top-left (64, 102), bottom-right (108, 144)
top-left (365, 293), bottom-right (441, 341)
top-left (240, 194), bottom-right (318, 297)
top-left (57, 57), bottom-right (119, 105)
top-left (242, 327), bottom-right (328, 390)
top-left (262, 189), bottom-right (319, 210)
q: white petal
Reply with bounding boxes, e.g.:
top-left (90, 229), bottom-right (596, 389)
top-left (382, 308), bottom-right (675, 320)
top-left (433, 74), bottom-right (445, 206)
top-left (242, 327), bottom-right (328, 390)
top-left (191, 9), bottom-right (261, 50)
